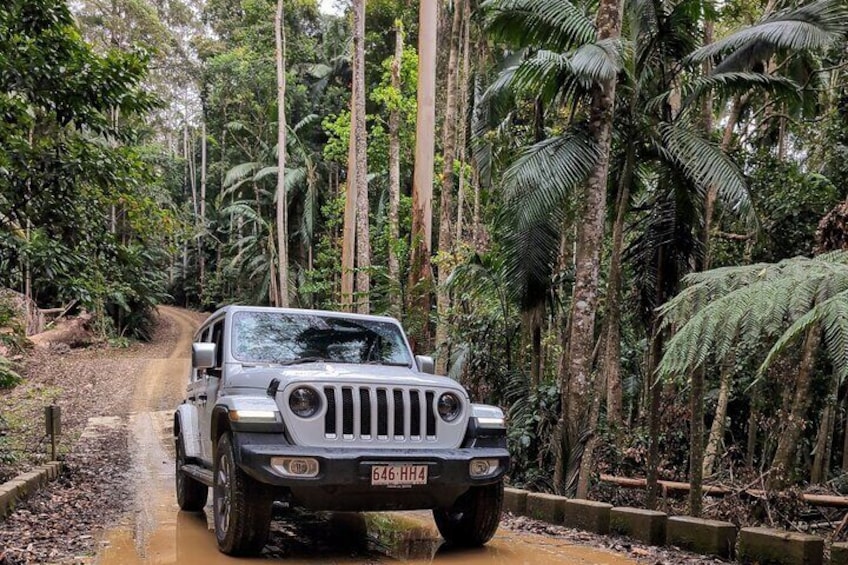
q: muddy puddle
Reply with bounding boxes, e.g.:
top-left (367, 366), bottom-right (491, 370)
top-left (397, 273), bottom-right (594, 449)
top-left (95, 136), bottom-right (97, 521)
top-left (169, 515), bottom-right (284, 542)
top-left (99, 499), bottom-right (634, 564)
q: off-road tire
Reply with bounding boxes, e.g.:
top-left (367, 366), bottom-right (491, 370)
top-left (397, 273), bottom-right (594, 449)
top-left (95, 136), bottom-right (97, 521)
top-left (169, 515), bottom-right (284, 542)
top-left (175, 429), bottom-right (207, 511)
top-left (433, 481), bottom-right (503, 547)
top-left (213, 432), bottom-right (272, 556)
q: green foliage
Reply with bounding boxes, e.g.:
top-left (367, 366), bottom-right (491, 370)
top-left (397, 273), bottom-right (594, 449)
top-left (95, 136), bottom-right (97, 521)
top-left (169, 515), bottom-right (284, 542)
top-left (0, 0), bottom-right (172, 339)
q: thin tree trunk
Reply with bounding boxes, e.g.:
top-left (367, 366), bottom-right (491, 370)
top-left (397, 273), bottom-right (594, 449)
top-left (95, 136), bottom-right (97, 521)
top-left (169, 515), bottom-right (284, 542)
top-left (387, 21), bottom-right (403, 308)
top-left (199, 120), bottom-right (207, 296)
top-left (602, 143), bottom-right (634, 429)
top-left (770, 325), bottom-right (821, 489)
top-left (646, 249), bottom-right (666, 510)
top-left (689, 367), bottom-right (705, 516)
top-left (812, 372), bottom-right (839, 483)
top-left (275, 0), bottom-right (289, 307)
top-left (352, 0), bottom-right (370, 314)
top-left (563, 0), bottom-right (624, 497)
top-left (455, 0), bottom-right (471, 244)
top-left (841, 392), bottom-right (848, 472)
top-left (434, 0), bottom-right (463, 373)
top-left (747, 388), bottom-right (759, 469)
top-left (408, 0), bottom-right (437, 349)
top-left (188, 128), bottom-right (198, 219)
top-left (472, 162), bottom-right (481, 247)
top-left (269, 234), bottom-right (279, 307)
top-left (703, 359), bottom-right (733, 476)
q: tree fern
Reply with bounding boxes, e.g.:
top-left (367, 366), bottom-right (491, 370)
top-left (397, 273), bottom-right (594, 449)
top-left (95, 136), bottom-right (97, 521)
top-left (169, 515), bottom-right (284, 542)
top-left (658, 252), bottom-right (848, 383)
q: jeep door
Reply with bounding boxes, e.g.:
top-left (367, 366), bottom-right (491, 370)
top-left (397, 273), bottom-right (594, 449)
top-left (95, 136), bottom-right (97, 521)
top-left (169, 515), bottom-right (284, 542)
top-left (197, 318), bottom-right (224, 463)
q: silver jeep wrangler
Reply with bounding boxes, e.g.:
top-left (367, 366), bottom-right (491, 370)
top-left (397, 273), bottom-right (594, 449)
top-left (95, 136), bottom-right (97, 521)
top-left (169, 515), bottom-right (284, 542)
top-left (173, 306), bottom-right (509, 556)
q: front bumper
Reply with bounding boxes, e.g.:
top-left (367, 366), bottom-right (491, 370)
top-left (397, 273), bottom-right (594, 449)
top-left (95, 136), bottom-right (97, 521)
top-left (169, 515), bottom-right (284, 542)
top-left (233, 432), bottom-right (510, 488)
top-left (234, 432), bottom-right (510, 511)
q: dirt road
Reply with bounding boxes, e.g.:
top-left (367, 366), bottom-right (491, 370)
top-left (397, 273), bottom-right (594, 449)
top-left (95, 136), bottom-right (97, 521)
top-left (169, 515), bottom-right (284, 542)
top-left (94, 306), bottom-right (636, 564)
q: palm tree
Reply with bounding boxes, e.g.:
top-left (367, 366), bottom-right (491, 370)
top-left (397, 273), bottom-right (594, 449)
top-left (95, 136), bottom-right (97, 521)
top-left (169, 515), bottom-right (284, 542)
top-left (221, 117), bottom-right (321, 306)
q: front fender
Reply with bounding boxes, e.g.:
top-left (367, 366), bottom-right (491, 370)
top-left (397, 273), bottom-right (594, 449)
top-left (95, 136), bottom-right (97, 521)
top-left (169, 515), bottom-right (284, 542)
top-left (214, 395), bottom-right (285, 435)
top-left (175, 403), bottom-right (202, 460)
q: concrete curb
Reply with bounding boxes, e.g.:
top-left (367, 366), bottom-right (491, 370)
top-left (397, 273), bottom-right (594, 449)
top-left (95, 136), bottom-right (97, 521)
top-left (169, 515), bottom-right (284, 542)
top-left (502, 486), bottom-right (832, 564)
top-left (0, 461), bottom-right (63, 519)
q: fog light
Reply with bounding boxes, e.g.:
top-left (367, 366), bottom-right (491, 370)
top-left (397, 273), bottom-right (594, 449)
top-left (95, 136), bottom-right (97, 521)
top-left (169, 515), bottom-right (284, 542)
top-left (469, 458), bottom-right (499, 478)
top-left (271, 457), bottom-right (320, 478)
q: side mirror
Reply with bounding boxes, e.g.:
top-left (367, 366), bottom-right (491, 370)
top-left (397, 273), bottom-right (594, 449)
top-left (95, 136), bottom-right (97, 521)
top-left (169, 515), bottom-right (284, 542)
top-left (192, 342), bottom-right (217, 370)
top-left (415, 355), bottom-right (435, 375)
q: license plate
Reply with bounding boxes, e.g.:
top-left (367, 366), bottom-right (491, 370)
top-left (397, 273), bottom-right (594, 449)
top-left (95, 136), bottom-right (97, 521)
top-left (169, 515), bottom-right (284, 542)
top-left (370, 464), bottom-right (428, 486)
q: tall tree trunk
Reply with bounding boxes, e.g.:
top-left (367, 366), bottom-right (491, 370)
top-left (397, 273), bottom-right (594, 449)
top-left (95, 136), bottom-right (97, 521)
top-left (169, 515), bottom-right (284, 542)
top-left (188, 128), bottom-right (198, 219)
top-left (408, 0), bottom-right (438, 349)
top-left (387, 21), bottom-right (403, 309)
top-left (602, 143), bottom-right (634, 429)
top-left (703, 360), bottom-right (733, 476)
top-left (199, 120), bottom-right (207, 297)
top-left (352, 0), bottom-right (370, 314)
top-left (434, 0), bottom-right (463, 373)
top-left (455, 0), bottom-right (471, 245)
top-left (275, 0), bottom-right (289, 307)
top-left (341, 104), bottom-right (357, 310)
top-left (561, 0), bottom-right (624, 497)
top-left (770, 325), bottom-right (821, 489)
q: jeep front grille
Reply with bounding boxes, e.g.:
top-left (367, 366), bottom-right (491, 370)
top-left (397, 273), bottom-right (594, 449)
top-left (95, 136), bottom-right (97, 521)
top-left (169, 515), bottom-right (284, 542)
top-left (323, 385), bottom-right (438, 442)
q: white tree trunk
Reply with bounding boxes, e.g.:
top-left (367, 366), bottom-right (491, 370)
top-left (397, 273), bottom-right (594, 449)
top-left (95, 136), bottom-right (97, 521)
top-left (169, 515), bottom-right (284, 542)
top-left (434, 0), bottom-right (464, 372)
top-left (352, 0), bottom-right (370, 314)
top-left (387, 22), bottom-right (403, 307)
top-left (275, 0), bottom-right (289, 306)
top-left (408, 0), bottom-right (438, 347)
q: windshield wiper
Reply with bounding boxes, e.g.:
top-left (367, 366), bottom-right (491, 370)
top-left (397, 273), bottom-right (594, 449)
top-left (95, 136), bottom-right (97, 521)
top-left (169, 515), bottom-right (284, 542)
top-left (362, 360), bottom-right (412, 367)
top-left (280, 356), bottom-right (331, 366)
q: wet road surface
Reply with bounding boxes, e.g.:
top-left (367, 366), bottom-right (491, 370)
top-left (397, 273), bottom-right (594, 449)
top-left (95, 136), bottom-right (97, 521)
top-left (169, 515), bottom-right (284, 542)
top-left (94, 307), bottom-right (635, 565)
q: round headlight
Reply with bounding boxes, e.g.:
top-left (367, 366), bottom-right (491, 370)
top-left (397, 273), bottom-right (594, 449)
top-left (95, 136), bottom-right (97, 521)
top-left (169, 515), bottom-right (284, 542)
top-left (437, 392), bottom-right (462, 422)
top-left (289, 387), bottom-right (320, 418)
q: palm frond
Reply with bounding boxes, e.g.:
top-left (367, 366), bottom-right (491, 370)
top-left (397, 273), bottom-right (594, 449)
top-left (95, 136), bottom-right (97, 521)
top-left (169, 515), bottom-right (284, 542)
top-left (568, 38), bottom-right (624, 83)
top-left (501, 130), bottom-right (600, 229)
top-left (679, 72), bottom-right (801, 111)
top-left (223, 162), bottom-right (262, 188)
top-left (686, 0), bottom-right (848, 70)
top-left (657, 122), bottom-right (751, 217)
top-left (483, 0), bottom-right (597, 52)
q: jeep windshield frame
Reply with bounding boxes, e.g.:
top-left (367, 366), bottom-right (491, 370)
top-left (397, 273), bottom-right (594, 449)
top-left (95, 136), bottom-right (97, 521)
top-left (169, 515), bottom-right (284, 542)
top-left (230, 311), bottom-right (414, 368)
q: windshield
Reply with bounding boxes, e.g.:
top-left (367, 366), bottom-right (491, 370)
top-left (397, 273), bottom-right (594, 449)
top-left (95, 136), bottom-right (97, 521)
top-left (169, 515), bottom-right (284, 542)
top-left (231, 311), bottom-right (413, 367)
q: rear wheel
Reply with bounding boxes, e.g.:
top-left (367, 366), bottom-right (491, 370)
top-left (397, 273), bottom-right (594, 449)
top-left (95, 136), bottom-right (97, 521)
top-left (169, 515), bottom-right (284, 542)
top-left (433, 481), bottom-right (503, 547)
top-left (175, 429), bottom-right (207, 511)
top-left (213, 432), bottom-right (272, 556)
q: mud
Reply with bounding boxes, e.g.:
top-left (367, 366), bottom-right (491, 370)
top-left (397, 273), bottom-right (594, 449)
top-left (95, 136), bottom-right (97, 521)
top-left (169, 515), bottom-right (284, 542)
top-left (94, 307), bottom-right (636, 564)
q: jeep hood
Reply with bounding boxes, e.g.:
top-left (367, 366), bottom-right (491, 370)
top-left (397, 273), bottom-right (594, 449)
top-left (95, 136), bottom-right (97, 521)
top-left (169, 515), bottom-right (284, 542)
top-left (221, 363), bottom-right (465, 395)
